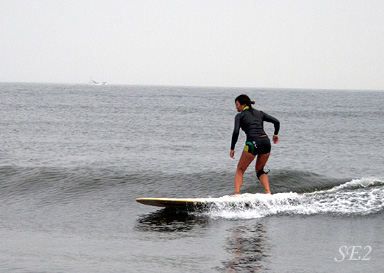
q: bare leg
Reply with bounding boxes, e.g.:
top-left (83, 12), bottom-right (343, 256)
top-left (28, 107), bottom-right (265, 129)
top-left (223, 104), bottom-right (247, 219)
top-left (255, 153), bottom-right (271, 194)
top-left (234, 151), bottom-right (255, 195)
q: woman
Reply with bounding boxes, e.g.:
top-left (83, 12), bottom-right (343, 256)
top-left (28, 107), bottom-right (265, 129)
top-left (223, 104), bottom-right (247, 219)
top-left (230, 94), bottom-right (280, 195)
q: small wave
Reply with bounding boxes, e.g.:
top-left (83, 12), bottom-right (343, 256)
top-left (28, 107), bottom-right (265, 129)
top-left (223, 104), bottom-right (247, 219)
top-left (261, 169), bottom-right (347, 194)
top-left (331, 177), bottom-right (384, 190)
top-left (201, 177), bottom-right (384, 219)
top-left (0, 165), bottom-right (130, 205)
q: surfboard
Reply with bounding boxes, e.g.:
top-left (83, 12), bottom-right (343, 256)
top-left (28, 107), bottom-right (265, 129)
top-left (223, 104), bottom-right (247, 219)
top-left (136, 197), bottom-right (215, 210)
top-left (136, 194), bottom-right (280, 211)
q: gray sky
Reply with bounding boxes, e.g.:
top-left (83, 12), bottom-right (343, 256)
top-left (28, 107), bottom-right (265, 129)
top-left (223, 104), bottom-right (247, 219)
top-left (1, 0), bottom-right (384, 90)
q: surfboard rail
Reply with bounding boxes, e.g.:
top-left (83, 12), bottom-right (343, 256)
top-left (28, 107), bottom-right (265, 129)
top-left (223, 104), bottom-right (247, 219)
top-left (136, 197), bottom-right (211, 210)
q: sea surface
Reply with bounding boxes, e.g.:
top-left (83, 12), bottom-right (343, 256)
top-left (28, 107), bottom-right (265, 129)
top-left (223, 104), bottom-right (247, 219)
top-left (0, 83), bottom-right (383, 272)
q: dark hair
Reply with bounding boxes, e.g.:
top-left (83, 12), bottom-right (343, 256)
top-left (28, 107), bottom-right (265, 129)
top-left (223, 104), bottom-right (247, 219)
top-left (235, 94), bottom-right (255, 111)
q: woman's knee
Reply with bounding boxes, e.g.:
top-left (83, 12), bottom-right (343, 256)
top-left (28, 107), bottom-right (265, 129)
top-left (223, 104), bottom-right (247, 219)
top-left (256, 169), bottom-right (267, 179)
top-left (236, 165), bottom-right (247, 173)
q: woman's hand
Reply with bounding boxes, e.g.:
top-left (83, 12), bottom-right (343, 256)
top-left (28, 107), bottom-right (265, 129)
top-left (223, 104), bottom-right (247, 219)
top-left (273, 135), bottom-right (279, 144)
top-left (230, 150), bottom-right (235, 159)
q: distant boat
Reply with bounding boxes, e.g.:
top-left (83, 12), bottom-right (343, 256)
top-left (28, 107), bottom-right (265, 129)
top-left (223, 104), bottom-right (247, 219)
top-left (90, 77), bottom-right (107, 85)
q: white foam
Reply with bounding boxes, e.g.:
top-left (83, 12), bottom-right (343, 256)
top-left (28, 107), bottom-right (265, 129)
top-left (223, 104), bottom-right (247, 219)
top-left (202, 178), bottom-right (384, 220)
top-left (203, 192), bottom-right (305, 220)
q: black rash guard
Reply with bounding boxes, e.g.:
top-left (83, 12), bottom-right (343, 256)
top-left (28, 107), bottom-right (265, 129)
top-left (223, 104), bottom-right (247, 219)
top-left (231, 108), bottom-right (280, 150)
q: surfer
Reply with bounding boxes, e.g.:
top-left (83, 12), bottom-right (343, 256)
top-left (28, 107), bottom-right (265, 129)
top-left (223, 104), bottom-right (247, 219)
top-left (230, 94), bottom-right (280, 195)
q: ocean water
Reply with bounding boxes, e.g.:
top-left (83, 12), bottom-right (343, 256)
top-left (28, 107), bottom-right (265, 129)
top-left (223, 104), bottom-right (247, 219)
top-left (0, 83), bottom-right (383, 272)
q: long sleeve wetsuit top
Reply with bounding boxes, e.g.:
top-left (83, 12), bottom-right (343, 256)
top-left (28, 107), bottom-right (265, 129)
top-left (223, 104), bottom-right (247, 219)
top-left (231, 108), bottom-right (280, 150)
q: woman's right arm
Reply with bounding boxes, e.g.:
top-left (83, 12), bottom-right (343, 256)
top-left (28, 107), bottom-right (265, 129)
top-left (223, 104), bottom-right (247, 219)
top-left (273, 134), bottom-right (279, 144)
top-left (263, 113), bottom-right (280, 136)
top-left (230, 115), bottom-right (241, 156)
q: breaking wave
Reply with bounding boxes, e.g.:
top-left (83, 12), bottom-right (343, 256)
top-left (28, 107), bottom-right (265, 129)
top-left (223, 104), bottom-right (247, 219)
top-left (201, 177), bottom-right (384, 219)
